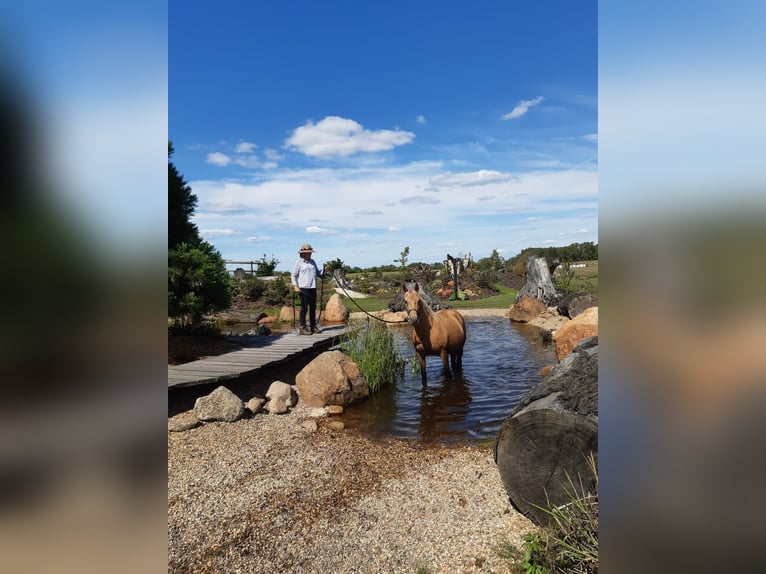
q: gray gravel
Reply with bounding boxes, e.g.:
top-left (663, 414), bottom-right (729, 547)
top-left (168, 406), bottom-right (534, 573)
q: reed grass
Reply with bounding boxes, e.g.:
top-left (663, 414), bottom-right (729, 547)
top-left (341, 320), bottom-right (406, 392)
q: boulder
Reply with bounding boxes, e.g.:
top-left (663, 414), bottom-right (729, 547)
top-left (279, 305), bottom-right (298, 322)
top-left (382, 311), bottom-right (407, 323)
top-left (553, 306), bottom-right (598, 362)
top-left (557, 292), bottom-right (598, 319)
top-left (495, 337), bottom-right (598, 526)
top-left (193, 386), bottom-right (245, 422)
top-left (323, 293), bottom-right (349, 322)
top-left (294, 350), bottom-right (370, 408)
top-left (508, 295), bottom-right (546, 323)
top-left (265, 381), bottom-right (298, 414)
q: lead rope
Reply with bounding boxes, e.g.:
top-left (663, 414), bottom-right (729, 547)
top-left (334, 281), bottom-right (408, 324)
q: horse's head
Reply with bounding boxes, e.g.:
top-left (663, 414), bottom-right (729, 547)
top-left (402, 283), bottom-right (421, 325)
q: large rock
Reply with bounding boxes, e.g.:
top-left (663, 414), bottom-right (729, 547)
top-left (323, 293), bottom-right (349, 322)
top-left (495, 337), bottom-right (598, 526)
top-left (265, 380), bottom-right (298, 414)
top-left (294, 350), bottom-right (370, 408)
top-left (557, 292), bottom-right (598, 319)
top-left (280, 305), bottom-right (317, 324)
top-left (193, 386), bottom-right (245, 422)
top-left (553, 306), bottom-right (598, 361)
top-left (279, 305), bottom-right (298, 322)
top-left (508, 295), bottom-right (546, 323)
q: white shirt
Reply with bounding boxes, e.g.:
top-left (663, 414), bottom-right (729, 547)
top-left (291, 257), bottom-right (321, 289)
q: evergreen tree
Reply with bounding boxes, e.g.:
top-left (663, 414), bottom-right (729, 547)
top-left (167, 142), bottom-right (231, 327)
top-left (168, 142), bottom-right (201, 249)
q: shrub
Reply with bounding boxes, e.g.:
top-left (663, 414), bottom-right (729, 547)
top-left (263, 275), bottom-right (289, 306)
top-left (341, 321), bottom-right (406, 392)
top-left (168, 241), bottom-right (231, 328)
top-left (235, 274), bottom-right (266, 301)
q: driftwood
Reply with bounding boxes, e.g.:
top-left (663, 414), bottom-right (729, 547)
top-left (494, 337), bottom-right (598, 526)
top-left (514, 255), bottom-right (560, 306)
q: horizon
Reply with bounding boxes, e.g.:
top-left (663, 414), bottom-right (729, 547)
top-left (170, 2), bottom-right (597, 270)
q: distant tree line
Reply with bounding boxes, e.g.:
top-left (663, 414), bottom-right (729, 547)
top-left (508, 242), bottom-right (598, 268)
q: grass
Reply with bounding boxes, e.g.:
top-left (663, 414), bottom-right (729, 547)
top-left (442, 285), bottom-right (518, 309)
top-left (337, 285), bottom-right (518, 314)
top-left (496, 454), bottom-right (599, 574)
top-left (340, 320), bottom-right (407, 392)
top-left (336, 293), bottom-right (394, 314)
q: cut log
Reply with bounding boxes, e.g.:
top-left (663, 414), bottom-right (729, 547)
top-left (494, 337), bottom-right (598, 525)
top-left (514, 255), bottom-right (560, 306)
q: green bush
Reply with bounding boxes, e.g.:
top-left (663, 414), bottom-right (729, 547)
top-left (263, 275), bottom-right (290, 306)
top-left (341, 321), bottom-right (406, 392)
top-left (168, 241), bottom-right (231, 328)
top-left (235, 274), bottom-right (266, 301)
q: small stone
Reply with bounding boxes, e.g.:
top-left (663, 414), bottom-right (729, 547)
top-left (326, 420), bottom-right (345, 430)
top-left (246, 397), bottom-right (266, 414)
top-left (308, 407), bottom-right (328, 418)
top-left (168, 411), bottom-right (199, 432)
top-left (301, 419), bottom-right (319, 433)
top-left (326, 405), bottom-right (344, 415)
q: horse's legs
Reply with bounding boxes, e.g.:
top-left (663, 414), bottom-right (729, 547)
top-left (417, 351), bottom-right (427, 382)
top-left (450, 346), bottom-right (464, 372)
top-left (440, 349), bottom-right (451, 377)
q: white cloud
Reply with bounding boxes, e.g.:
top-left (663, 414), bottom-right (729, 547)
top-left (306, 225), bottom-right (336, 235)
top-left (401, 195), bottom-right (440, 205)
top-left (285, 116), bottom-right (415, 158)
top-left (235, 141), bottom-right (257, 153)
top-left (201, 228), bottom-right (237, 238)
top-left (355, 209), bottom-right (383, 215)
top-left (502, 96), bottom-right (544, 120)
top-left (246, 235), bottom-right (272, 242)
top-left (430, 169), bottom-right (517, 188)
top-left (416, 115), bottom-right (426, 124)
top-left (206, 152), bottom-right (232, 166)
top-left (264, 148), bottom-right (284, 160)
top-left (190, 162), bottom-right (597, 269)
top-left (583, 133), bottom-right (598, 142)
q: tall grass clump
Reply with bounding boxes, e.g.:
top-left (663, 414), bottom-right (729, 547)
top-left (500, 454), bottom-right (598, 574)
top-left (341, 320), bottom-right (406, 392)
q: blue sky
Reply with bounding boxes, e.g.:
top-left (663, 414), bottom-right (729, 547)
top-left (170, 1), bottom-right (597, 271)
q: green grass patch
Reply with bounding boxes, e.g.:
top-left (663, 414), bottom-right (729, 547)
top-left (445, 285), bottom-right (518, 309)
top-left (337, 293), bottom-right (394, 314)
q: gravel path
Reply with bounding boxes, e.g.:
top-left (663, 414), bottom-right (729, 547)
top-left (168, 405), bottom-right (534, 574)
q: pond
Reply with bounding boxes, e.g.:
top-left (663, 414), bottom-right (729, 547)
top-left (342, 317), bottom-right (557, 443)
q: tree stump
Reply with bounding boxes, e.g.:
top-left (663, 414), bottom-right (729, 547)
top-left (494, 337), bottom-right (598, 525)
top-left (514, 255), bottom-right (560, 306)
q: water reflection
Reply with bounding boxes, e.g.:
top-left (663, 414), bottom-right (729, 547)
top-left (343, 317), bottom-right (558, 442)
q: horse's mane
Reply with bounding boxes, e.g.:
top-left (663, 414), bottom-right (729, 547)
top-left (417, 295), bottom-right (438, 321)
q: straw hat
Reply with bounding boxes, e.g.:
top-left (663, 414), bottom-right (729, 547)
top-left (298, 244), bottom-right (314, 254)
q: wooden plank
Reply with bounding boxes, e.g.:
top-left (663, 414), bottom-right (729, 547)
top-left (168, 325), bottom-right (347, 389)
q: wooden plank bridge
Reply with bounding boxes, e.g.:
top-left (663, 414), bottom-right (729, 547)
top-left (168, 324), bottom-right (348, 389)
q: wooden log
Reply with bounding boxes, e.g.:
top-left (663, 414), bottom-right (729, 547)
top-left (494, 337), bottom-right (598, 526)
top-left (514, 255), bottom-right (560, 306)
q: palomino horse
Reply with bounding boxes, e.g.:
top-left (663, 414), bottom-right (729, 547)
top-left (402, 283), bottom-right (467, 382)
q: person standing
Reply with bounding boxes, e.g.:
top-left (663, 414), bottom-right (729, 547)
top-left (291, 244), bottom-right (323, 335)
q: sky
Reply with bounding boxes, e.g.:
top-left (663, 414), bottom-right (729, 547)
top-left (170, 1), bottom-right (597, 271)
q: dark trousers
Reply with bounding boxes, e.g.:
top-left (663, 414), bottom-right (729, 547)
top-left (298, 288), bottom-right (317, 328)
